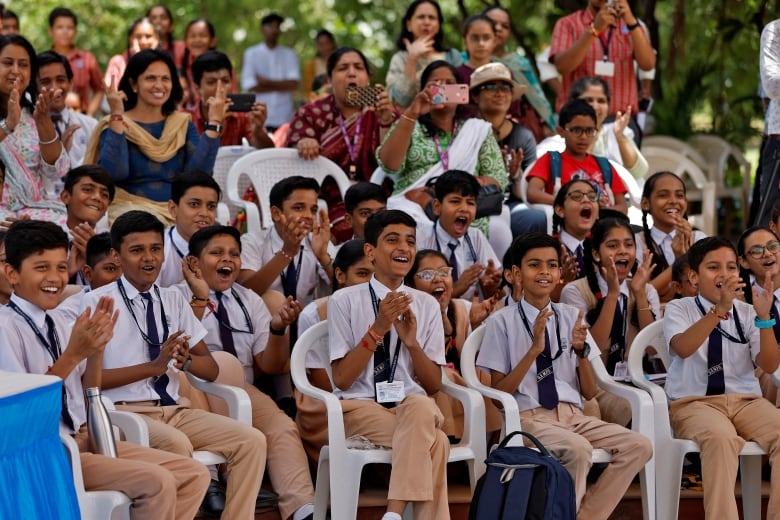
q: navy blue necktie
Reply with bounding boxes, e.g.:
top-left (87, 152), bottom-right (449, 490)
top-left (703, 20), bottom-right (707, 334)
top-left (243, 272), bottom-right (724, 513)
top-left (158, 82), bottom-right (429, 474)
top-left (574, 244), bottom-right (585, 278)
top-left (606, 295), bottom-right (626, 374)
top-left (215, 292), bottom-right (238, 357)
top-left (140, 292), bottom-right (176, 405)
top-left (535, 329), bottom-right (559, 409)
top-left (46, 314), bottom-right (75, 430)
top-left (448, 241), bottom-right (459, 282)
top-left (281, 256), bottom-right (298, 299)
top-left (706, 327), bottom-right (725, 396)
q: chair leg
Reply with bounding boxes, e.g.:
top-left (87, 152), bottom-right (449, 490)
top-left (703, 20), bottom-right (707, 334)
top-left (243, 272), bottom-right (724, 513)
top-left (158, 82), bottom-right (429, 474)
top-left (328, 461), bottom-right (362, 520)
top-left (740, 454), bottom-right (763, 520)
top-left (639, 459), bottom-right (656, 520)
top-left (313, 457), bottom-right (330, 520)
top-left (656, 449), bottom-right (687, 520)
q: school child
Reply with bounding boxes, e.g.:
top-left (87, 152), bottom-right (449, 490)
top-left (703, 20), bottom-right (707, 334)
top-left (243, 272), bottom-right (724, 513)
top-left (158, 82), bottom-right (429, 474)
top-left (552, 179), bottom-right (600, 283)
top-left (671, 254), bottom-right (698, 299)
top-left (477, 232), bottom-right (652, 518)
top-left (416, 170), bottom-right (502, 300)
top-left (80, 210), bottom-right (267, 520)
top-left (0, 220), bottom-right (211, 519)
top-left (456, 14), bottom-right (496, 84)
top-left (664, 237), bottom-right (780, 519)
top-left (526, 99), bottom-right (628, 215)
top-left (327, 209), bottom-right (450, 520)
top-left (636, 170), bottom-right (707, 302)
top-left (177, 225), bottom-right (316, 520)
top-left (157, 171), bottom-right (220, 287)
top-left (560, 217), bottom-right (660, 425)
top-left (343, 182), bottom-right (387, 242)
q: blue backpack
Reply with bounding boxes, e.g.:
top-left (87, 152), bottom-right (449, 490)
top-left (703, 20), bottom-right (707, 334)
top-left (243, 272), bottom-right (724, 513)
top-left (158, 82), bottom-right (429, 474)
top-left (548, 150), bottom-right (612, 191)
top-left (469, 430), bottom-right (576, 520)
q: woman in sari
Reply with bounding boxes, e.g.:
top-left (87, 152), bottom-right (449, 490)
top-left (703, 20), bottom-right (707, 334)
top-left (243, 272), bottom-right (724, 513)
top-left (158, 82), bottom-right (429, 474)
top-left (287, 46), bottom-right (395, 242)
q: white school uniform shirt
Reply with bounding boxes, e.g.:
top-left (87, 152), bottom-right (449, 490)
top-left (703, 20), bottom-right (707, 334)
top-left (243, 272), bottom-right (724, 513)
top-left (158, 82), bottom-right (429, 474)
top-left (240, 226), bottom-right (331, 307)
top-left (635, 226), bottom-right (708, 267)
top-left (80, 276), bottom-right (208, 404)
top-left (173, 282), bottom-right (271, 384)
top-left (559, 230), bottom-right (585, 259)
top-left (0, 294), bottom-right (87, 435)
top-left (240, 43), bottom-right (300, 128)
top-left (156, 226), bottom-right (189, 288)
top-left (477, 298), bottom-right (599, 413)
top-left (298, 297), bottom-right (329, 370)
top-left (560, 272), bottom-right (661, 327)
top-left (327, 276), bottom-right (446, 401)
top-left (416, 220), bottom-right (501, 299)
top-left (56, 286), bottom-right (90, 323)
top-left (663, 297), bottom-right (763, 401)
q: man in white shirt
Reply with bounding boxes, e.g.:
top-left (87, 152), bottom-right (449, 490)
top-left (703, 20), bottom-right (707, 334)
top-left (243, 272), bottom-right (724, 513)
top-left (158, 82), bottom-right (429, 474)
top-left (240, 13), bottom-right (300, 132)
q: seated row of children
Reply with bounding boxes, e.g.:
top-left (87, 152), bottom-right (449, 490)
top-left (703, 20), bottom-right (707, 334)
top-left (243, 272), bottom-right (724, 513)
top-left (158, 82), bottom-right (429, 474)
top-left (6, 153), bottom-right (780, 520)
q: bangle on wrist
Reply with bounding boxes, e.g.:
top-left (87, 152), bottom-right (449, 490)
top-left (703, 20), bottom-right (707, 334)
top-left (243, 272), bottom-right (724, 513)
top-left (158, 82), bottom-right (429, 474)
top-left (38, 134), bottom-right (58, 145)
top-left (366, 327), bottom-right (382, 345)
top-left (189, 301), bottom-right (208, 308)
top-left (109, 113), bottom-right (124, 122)
top-left (276, 249), bottom-right (294, 262)
top-left (400, 113), bottom-right (417, 124)
top-left (0, 118), bottom-right (13, 135)
top-left (269, 324), bottom-right (287, 336)
top-left (755, 316), bottom-right (777, 329)
top-left (708, 305), bottom-right (730, 320)
top-left (637, 306), bottom-right (652, 312)
top-left (190, 294), bottom-right (208, 302)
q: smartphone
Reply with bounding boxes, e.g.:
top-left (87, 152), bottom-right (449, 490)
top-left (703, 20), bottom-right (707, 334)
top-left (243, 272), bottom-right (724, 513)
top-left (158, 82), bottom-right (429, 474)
top-left (430, 84), bottom-right (469, 105)
top-left (345, 85), bottom-right (383, 107)
top-left (227, 93), bottom-right (256, 112)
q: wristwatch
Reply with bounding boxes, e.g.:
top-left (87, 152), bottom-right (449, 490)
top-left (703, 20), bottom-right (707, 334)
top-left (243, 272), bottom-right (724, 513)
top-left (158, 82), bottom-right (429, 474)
top-left (204, 122), bottom-right (223, 134)
top-left (574, 342), bottom-right (591, 359)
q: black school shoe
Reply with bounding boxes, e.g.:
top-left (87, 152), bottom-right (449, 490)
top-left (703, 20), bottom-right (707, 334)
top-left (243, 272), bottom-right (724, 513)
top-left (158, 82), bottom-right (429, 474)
top-left (200, 479), bottom-right (226, 517)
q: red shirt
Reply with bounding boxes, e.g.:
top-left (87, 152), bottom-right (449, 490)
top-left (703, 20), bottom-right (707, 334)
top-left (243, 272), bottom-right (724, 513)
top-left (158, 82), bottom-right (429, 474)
top-left (526, 150), bottom-right (627, 196)
top-left (183, 105), bottom-right (254, 146)
top-left (550, 9), bottom-right (650, 114)
top-left (64, 48), bottom-right (103, 113)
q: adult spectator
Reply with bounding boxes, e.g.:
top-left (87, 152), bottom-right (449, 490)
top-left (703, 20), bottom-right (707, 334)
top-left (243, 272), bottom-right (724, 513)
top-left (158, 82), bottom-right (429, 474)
top-left (37, 51), bottom-right (98, 172)
top-left (0, 36), bottom-right (69, 225)
top-left (103, 18), bottom-right (160, 93)
top-left (756, 19), bottom-right (780, 227)
top-left (385, 0), bottom-right (462, 108)
top-left (550, 0), bottom-right (655, 116)
top-left (146, 4), bottom-right (186, 67)
top-left (47, 7), bottom-right (103, 117)
top-left (85, 49), bottom-right (223, 202)
top-left (1, 9), bottom-right (19, 35)
top-left (185, 50), bottom-right (273, 148)
top-left (241, 13), bottom-right (300, 133)
top-left (179, 18), bottom-right (217, 110)
top-left (303, 29), bottom-right (336, 100)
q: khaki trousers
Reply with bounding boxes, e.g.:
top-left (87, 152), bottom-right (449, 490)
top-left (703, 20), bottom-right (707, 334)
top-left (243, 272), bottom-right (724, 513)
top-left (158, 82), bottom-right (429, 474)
top-left (76, 432), bottom-right (210, 520)
top-left (118, 404), bottom-right (266, 520)
top-left (295, 390), bottom-right (328, 463)
top-left (341, 394), bottom-right (451, 520)
top-left (245, 383), bottom-right (315, 519)
top-left (520, 402), bottom-right (652, 520)
top-left (670, 393), bottom-right (780, 520)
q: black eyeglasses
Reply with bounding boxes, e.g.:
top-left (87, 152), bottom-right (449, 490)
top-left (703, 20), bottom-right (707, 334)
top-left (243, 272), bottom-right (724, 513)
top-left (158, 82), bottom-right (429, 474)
top-left (746, 241), bottom-right (780, 258)
top-left (565, 126), bottom-right (598, 137)
top-left (481, 83), bottom-right (512, 93)
top-left (566, 190), bottom-right (598, 202)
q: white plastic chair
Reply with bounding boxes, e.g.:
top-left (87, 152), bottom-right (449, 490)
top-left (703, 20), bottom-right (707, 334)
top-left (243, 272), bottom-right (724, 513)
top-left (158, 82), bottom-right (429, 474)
top-left (290, 321), bottom-right (486, 520)
top-left (627, 321), bottom-right (765, 520)
top-left (212, 145), bottom-right (257, 225)
top-left (642, 135), bottom-right (710, 171)
top-left (461, 325), bottom-right (656, 520)
top-left (640, 146), bottom-right (718, 236)
top-left (226, 148), bottom-right (353, 235)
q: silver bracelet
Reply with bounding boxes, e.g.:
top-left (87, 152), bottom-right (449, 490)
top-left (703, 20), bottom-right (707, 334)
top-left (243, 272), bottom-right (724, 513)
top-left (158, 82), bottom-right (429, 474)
top-left (38, 134), bottom-right (59, 145)
top-left (0, 118), bottom-right (13, 135)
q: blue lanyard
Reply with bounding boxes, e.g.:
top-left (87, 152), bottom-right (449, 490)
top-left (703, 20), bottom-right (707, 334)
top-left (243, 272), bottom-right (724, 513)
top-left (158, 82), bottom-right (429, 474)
top-left (210, 288), bottom-right (254, 334)
top-left (598, 27), bottom-right (614, 61)
top-left (169, 227), bottom-right (186, 259)
top-left (368, 283), bottom-right (403, 383)
top-left (517, 300), bottom-right (564, 360)
top-left (433, 220), bottom-right (477, 263)
top-left (117, 279), bottom-right (170, 346)
top-left (8, 300), bottom-right (61, 362)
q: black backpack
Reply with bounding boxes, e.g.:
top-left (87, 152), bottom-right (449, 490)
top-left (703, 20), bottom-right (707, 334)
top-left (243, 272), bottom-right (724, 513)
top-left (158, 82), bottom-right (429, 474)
top-left (469, 430), bottom-right (576, 520)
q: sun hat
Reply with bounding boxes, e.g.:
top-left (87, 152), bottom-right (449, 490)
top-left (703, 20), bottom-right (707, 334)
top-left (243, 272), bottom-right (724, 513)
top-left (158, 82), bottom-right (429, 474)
top-left (469, 62), bottom-right (525, 100)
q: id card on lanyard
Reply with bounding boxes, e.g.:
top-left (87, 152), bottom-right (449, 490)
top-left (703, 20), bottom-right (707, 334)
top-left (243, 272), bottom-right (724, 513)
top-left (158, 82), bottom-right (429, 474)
top-left (369, 283), bottom-right (405, 403)
top-left (594, 27), bottom-right (616, 77)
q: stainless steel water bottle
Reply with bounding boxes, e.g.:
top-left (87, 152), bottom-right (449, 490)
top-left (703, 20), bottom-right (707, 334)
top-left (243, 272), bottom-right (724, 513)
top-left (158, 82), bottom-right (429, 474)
top-left (84, 387), bottom-right (118, 458)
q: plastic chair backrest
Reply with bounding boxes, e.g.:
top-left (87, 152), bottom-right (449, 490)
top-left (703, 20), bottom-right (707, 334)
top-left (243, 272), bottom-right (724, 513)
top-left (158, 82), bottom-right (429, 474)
top-left (213, 145), bottom-right (256, 220)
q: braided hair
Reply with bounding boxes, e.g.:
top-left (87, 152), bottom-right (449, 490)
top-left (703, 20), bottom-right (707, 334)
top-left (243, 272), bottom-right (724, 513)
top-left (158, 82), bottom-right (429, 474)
top-left (640, 171), bottom-right (687, 279)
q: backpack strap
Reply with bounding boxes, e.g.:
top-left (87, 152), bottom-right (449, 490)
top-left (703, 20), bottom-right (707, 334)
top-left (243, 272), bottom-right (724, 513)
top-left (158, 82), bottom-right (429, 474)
top-left (548, 151), bottom-right (563, 193)
top-left (594, 155), bottom-right (612, 185)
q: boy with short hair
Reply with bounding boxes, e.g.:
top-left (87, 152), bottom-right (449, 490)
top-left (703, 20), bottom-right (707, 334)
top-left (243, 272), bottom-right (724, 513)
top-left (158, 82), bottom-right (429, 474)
top-left (157, 172), bottom-right (221, 288)
top-left (80, 210), bottom-right (267, 520)
top-left (344, 182), bottom-right (387, 241)
top-left (416, 170), bottom-right (502, 299)
top-left (178, 225), bottom-right (316, 520)
top-left (665, 237), bottom-right (780, 518)
top-left (0, 220), bottom-right (211, 519)
top-left (477, 232), bottom-right (652, 518)
top-left (526, 99), bottom-right (628, 214)
top-left (327, 209), bottom-right (450, 520)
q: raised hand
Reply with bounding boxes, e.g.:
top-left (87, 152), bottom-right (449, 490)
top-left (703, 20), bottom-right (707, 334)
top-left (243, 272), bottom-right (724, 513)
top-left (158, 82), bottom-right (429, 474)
top-left (530, 308), bottom-right (553, 356)
top-left (5, 83), bottom-right (20, 132)
top-left (373, 86), bottom-right (394, 126)
top-left (151, 330), bottom-right (186, 375)
top-left (561, 245), bottom-right (578, 283)
top-left (105, 74), bottom-right (127, 115)
top-left (393, 306), bottom-right (418, 348)
top-left (61, 124), bottom-right (82, 151)
top-left (249, 101), bottom-right (267, 131)
top-left (452, 263), bottom-right (483, 298)
top-left (716, 273), bottom-right (744, 311)
top-left (469, 292), bottom-right (499, 328)
top-left (571, 310), bottom-right (588, 351)
top-left (171, 335), bottom-right (192, 370)
top-left (671, 215), bottom-right (694, 258)
top-left (68, 296), bottom-right (119, 360)
top-left (181, 257), bottom-right (209, 301)
top-left (277, 214), bottom-right (308, 254)
top-left (479, 259), bottom-right (503, 297)
top-left (311, 207), bottom-right (331, 262)
top-left (601, 255), bottom-right (621, 295)
top-left (629, 251), bottom-right (655, 294)
top-left (503, 145), bottom-right (524, 181)
top-left (67, 222), bottom-right (96, 278)
top-left (613, 106), bottom-right (632, 137)
top-left (404, 35), bottom-right (435, 59)
top-left (205, 78), bottom-right (229, 127)
top-left (753, 271), bottom-right (775, 320)
top-left (33, 87), bottom-right (62, 131)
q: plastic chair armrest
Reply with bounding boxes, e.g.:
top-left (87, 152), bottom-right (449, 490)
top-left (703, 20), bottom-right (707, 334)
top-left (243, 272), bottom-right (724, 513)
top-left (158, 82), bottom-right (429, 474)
top-left (185, 373), bottom-right (252, 426)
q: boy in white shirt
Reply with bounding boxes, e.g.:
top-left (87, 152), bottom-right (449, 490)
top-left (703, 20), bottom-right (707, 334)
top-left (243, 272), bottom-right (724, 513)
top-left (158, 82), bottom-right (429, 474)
top-left (664, 237), bottom-right (780, 519)
top-left (327, 209), bottom-right (450, 520)
top-left (81, 210), bottom-right (266, 520)
top-left (0, 220), bottom-right (210, 519)
top-left (177, 225), bottom-right (315, 520)
top-left (477, 232), bottom-right (652, 519)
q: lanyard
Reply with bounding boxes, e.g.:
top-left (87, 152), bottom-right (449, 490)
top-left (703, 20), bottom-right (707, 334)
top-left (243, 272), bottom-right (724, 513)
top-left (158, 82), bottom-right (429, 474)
top-left (117, 279), bottom-right (170, 346)
top-left (517, 300), bottom-right (564, 360)
top-left (694, 296), bottom-right (748, 344)
top-left (433, 220), bottom-right (477, 263)
top-left (169, 227), bottom-right (186, 259)
top-left (598, 27), bottom-right (614, 60)
top-left (8, 300), bottom-right (61, 362)
top-left (337, 113), bottom-right (362, 170)
top-left (368, 283), bottom-right (403, 383)
top-left (432, 121), bottom-right (459, 170)
top-left (209, 288), bottom-right (254, 334)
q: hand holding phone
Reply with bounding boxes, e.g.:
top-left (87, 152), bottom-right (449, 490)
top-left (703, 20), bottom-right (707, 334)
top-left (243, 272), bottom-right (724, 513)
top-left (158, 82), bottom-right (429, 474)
top-left (227, 93), bottom-right (256, 112)
top-left (429, 84), bottom-right (469, 105)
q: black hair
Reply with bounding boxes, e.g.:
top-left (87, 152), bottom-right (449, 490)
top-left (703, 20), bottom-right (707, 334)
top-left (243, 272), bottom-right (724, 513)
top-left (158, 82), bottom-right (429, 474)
top-left (461, 14), bottom-right (495, 37)
top-left (500, 240), bottom-right (515, 289)
top-left (671, 254), bottom-right (690, 284)
top-left (364, 209), bottom-right (417, 246)
top-left (170, 171), bottom-right (221, 204)
top-left (326, 46), bottom-right (371, 78)
top-left (191, 50), bottom-right (232, 86)
top-left (63, 165), bottom-right (116, 202)
top-left (688, 236), bottom-right (736, 273)
top-left (188, 225), bottom-right (241, 258)
top-left (482, 5), bottom-right (509, 17)
top-left (344, 182), bottom-right (387, 214)
top-left (736, 226), bottom-right (779, 304)
top-left (311, 74), bottom-right (329, 93)
top-left (181, 18), bottom-right (216, 82)
top-left (434, 170), bottom-right (480, 201)
top-left (145, 4), bottom-right (175, 51)
top-left (558, 98), bottom-right (597, 128)
top-left (551, 178), bottom-right (598, 237)
top-left (2, 10), bottom-right (19, 22)
top-left (5, 220), bottom-right (68, 270)
top-left (640, 170), bottom-right (687, 278)
top-left (772, 205), bottom-right (780, 225)
top-left (49, 7), bottom-right (77, 27)
top-left (508, 232), bottom-right (562, 268)
top-left (110, 210), bottom-right (165, 251)
top-left (36, 50), bottom-right (73, 81)
top-left (315, 29), bottom-right (335, 46)
top-left (269, 176), bottom-right (320, 209)
top-left (418, 61), bottom-right (469, 138)
top-left (332, 239), bottom-right (366, 290)
top-left (0, 157), bottom-right (5, 182)
top-left (85, 232), bottom-right (112, 268)
top-left (0, 36), bottom-right (38, 113)
top-left (568, 76), bottom-right (611, 103)
top-left (120, 48), bottom-right (182, 115)
top-left (396, 0), bottom-right (447, 52)
top-left (124, 18), bottom-right (159, 58)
